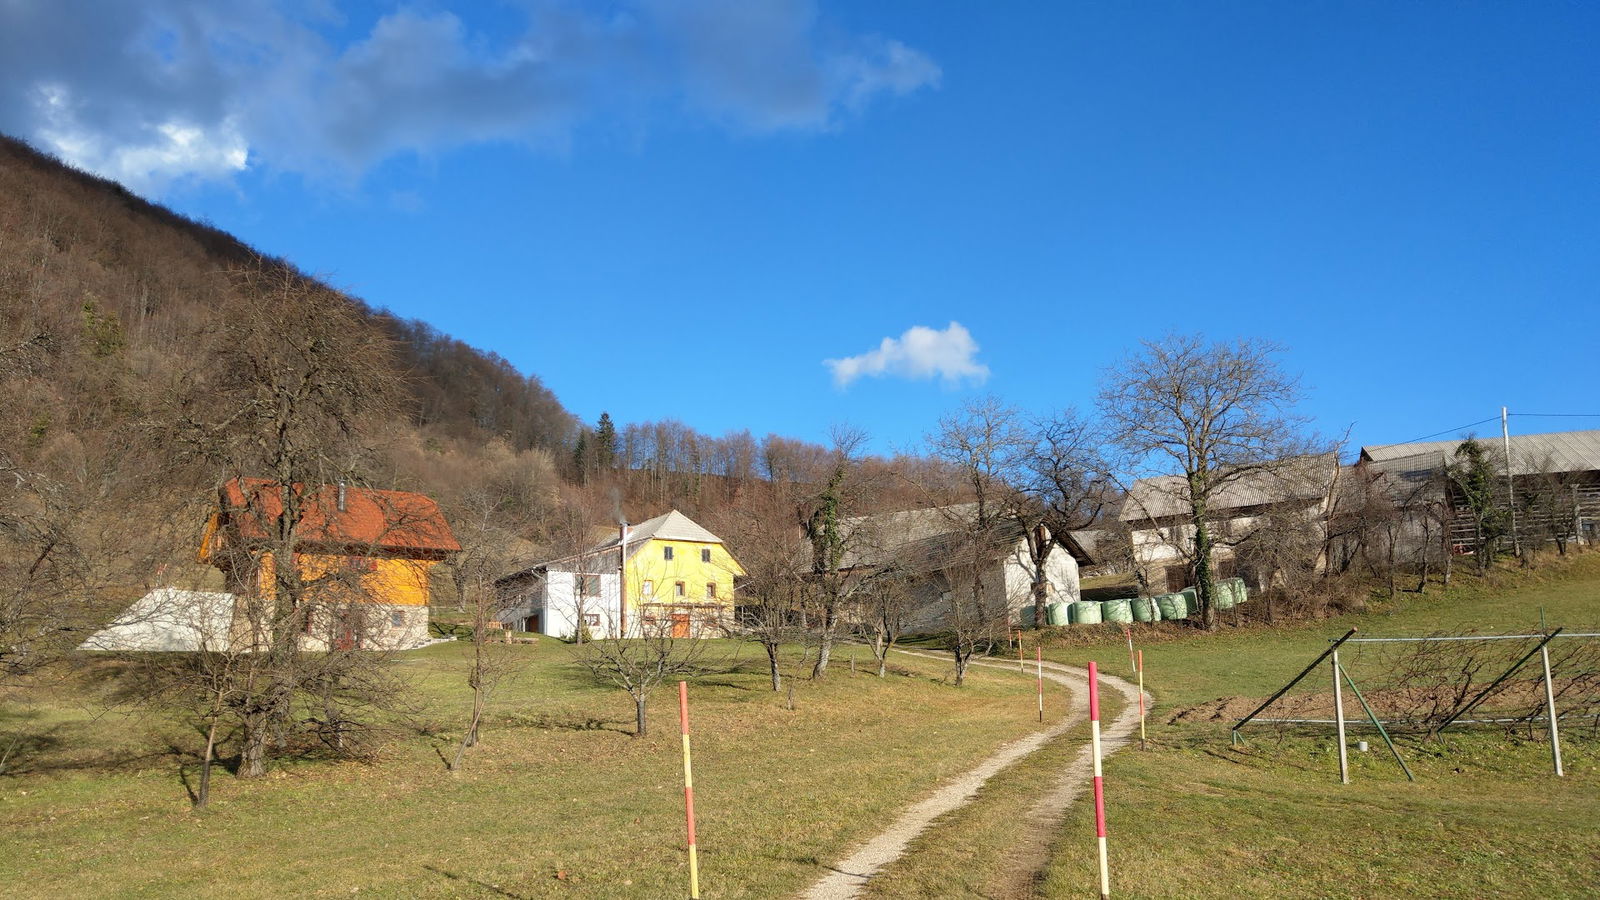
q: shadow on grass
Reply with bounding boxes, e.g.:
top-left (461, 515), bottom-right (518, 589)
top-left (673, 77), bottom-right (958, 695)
top-left (422, 864), bottom-right (529, 898)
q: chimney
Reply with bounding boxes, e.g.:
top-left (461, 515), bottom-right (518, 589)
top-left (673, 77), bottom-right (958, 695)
top-left (337, 480), bottom-right (347, 513)
top-left (618, 522), bottom-right (630, 636)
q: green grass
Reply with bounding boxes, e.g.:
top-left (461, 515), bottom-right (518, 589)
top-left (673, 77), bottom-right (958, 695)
top-left (1018, 550), bottom-right (1600, 898)
top-left (862, 688), bottom-right (1127, 899)
top-left (1040, 730), bottom-right (1600, 899)
top-left (1039, 551), bottom-right (1600, 708)
top-left (0, 639), bottom-right (1063, 898)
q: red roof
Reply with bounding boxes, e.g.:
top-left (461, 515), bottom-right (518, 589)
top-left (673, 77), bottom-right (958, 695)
top-left (218, 477), bottom-right (461, 556)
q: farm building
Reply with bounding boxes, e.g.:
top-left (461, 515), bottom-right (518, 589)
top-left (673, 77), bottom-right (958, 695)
top-left (201, 477), bottom-right (460, 650)
top-left (1355, 428), bottom-right (1600, 553)
top-left (498, 509), bottom-right (744, 638)
top-left (1120, 454), bottom-right (1341, 593)
top-left (835, 504), bottom-right (1089, 634)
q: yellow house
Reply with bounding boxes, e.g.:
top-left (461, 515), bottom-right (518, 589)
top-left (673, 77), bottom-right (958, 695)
top-left (200, 477), bottom-right (460, 650)
top-left (589, 510), bottom-right (745, 637)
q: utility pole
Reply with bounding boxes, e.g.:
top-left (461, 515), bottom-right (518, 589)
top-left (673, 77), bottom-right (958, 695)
top-left (1502, 406), bottom-right (1520, 558)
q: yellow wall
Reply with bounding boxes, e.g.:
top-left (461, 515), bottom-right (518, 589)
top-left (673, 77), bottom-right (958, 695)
top-left (624, 539), bottom-right (744, 612)
top-left (253, 551), bottom-right (435, 607)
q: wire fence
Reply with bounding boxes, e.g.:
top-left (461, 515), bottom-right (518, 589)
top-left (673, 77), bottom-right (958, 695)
top-left (1232, 628), bottom-right (1600, 780)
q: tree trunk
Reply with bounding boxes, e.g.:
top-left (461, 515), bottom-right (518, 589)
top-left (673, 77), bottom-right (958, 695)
top-left (952, 649), bottom-right (970, 687)
top-left (1193, 515), bottom-right (1217, 631)
top-left (634, 695), bottom-right (648, 737)
top-left (811, 602), bottom-right (836, 679)
top-left (239, 713), bottom-right (269, 778)
top-left (765, 642), bottom-right (782, 692)
top-left (196, 718), bottom-right (218, 808)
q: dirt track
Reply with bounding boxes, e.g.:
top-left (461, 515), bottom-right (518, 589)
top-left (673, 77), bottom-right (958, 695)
top-left (800, 652), bottom-right (1146, 900)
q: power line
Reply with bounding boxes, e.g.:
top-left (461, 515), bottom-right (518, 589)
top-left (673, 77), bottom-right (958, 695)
top-left (1386, 416), bottom-right (1499, 446)
top-left (1509, 412), bottom-right (1600, 418)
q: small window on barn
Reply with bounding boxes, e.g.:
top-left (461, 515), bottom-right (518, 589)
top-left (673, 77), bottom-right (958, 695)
top-left (663, 546), bottom-right (674, 561)
top-left (705, 583), bottom-right (716, 600)
top-left (675, 581), bottom-right (686, 598)
top-left (390, 610), bottom-right (405, 629)
top-left (701, 548), bottom-right (711, 563)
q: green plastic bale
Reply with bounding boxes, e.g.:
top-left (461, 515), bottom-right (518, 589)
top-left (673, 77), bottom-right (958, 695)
top-left (1019, 605), bottom-right (1036, 629)
top-left (1101, 598), bottom-right (1134, 624)
top-left (1131, 596), bottom-right (1158, 623)
top-left (1226, 577), bottom-right (1250, 605)
top-left (1180, 587), bottom-right (1199, 614)
top-left (1155, 593), bottom-right (1185, 620)
top-left (1212, 582), bottom-right (1235, 611)
top-left (1069, 600), bottom-right (1103, 625)
top-left (1045, 602), bottom-right (1072, 626)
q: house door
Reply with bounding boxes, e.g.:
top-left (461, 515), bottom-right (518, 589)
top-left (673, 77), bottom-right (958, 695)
top-left (524, 614), bottom-right (540, 634)
top-left (1165, 566), bottom-right (1189, 593)
top-left (670, 613), bottom-right (690, 639)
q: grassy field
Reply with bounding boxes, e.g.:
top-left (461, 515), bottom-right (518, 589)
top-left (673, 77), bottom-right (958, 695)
top-left (0, 639), bottom-right (1059, 898)
top-left (1022, 551), bottom-right (1600, 898)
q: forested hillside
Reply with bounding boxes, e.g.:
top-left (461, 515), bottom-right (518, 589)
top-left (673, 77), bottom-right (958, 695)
top-left (0, 136), bottom-right (574, 452)
top-left (0, 136), bottom-right (947, 677)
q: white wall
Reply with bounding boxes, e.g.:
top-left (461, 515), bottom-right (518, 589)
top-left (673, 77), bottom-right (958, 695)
top-left (540, 571), bottom-right (621, 640)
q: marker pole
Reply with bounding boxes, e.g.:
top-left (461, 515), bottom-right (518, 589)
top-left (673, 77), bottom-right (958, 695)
top-left (678, 682), bottom-right (700, 899)
top-left (1036, 647), bottom-right (1044, 722)
top-left (1137, 649), bottom-right (1146, 751)
top-left (1090, 661), bottom-right (1110, 899)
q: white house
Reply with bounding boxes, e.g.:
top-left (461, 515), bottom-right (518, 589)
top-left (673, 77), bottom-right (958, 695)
top-left (838, 504), bottom-right (1087, 633)
top-left (495, 558), bottom-right (622, 640)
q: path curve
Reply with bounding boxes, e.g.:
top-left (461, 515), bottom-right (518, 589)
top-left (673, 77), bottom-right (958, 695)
top-left (800, 652), bottom-right (1146, 900)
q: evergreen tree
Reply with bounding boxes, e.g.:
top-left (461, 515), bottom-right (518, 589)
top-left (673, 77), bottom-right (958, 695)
top-left (1449, 438), bottom-right (1506, 574)
top-left (594, 412), bottom-right (618, 471)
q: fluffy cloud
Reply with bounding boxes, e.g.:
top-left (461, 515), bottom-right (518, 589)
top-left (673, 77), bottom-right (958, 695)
top-left (825, 322), bottom-right (990, 388)
top-left (0, 1), bottom-right (940, 193)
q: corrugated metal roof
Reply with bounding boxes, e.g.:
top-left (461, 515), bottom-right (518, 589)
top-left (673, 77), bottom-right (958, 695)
top-left (1360, 429), bottom-right (1600, 477)
top-left (1120, 453), bottom-right (1338, 522)
top-left (588, 509), bottom-right (724, 551)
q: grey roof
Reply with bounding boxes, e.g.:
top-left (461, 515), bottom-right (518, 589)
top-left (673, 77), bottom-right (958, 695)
top-left (1121, 453), bottom-right (1339, 523)
top-left (589, 509), bottom-right (724, 552)
top-left (839, 504), bottom-right (1089, 573)
top-left (1360, 429), bottom-right (1600, 477)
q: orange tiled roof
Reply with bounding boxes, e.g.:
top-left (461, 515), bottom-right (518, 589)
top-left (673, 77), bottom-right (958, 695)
top-left (218, 477), bottom-right (461, 555)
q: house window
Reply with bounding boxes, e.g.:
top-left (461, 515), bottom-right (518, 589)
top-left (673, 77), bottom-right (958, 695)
top-left (582, 614), bottom-right (600, 627)
top-left (705, 582), bottom-right (717, 600)
top-left (390, 611), bottom-right (405, 629)
top-left (642, 580), bottom-right (655, 599)
top-left (344, 556), bottom-right (376, 572)
top-left (701, 548), bottom-right (711, 563)
top-left (663, 546), bottom-right (674, 561)
top-left (675, 581), bottom-right (686, 598)
top-left (576, 574), bottom-right (600, 597)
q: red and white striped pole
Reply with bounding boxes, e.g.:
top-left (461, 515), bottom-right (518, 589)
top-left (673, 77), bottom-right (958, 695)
top-left (1036, 647), bottom-right (1044, 722)
top-left (1124, 625), bottom-right (1135, 673)
top-left (1089, 661), bottom-right (1110, 899)
top-left (1018, 635), bottom-right (1025, 673)
top-left (678, 682), bottom-right (700, 899)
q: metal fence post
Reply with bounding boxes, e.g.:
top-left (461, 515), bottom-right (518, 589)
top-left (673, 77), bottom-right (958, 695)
top-left (1540, 645), bottom-right (1564, 777)
top-left (1332, 648), bottom-right (1349, 784)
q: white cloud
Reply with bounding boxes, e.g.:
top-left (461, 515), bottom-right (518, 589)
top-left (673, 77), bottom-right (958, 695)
top-left (0, 1), bottom-right (942, 194)
top-left (825, 322), bottom-right (990, 388)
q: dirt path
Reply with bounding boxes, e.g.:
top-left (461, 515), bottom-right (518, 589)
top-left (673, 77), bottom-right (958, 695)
top-left (800, 652), bottom-right (1146, 900)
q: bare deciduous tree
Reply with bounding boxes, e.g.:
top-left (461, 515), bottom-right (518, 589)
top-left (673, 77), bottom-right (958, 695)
top-left (1099, 334), bottom-right (1320, 630)
top-left (579, 624), bottom-right (711, 737)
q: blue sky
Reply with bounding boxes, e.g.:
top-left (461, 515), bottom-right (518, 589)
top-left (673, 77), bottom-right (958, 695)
top-left (5, 1), bottom-right (1598, 456)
